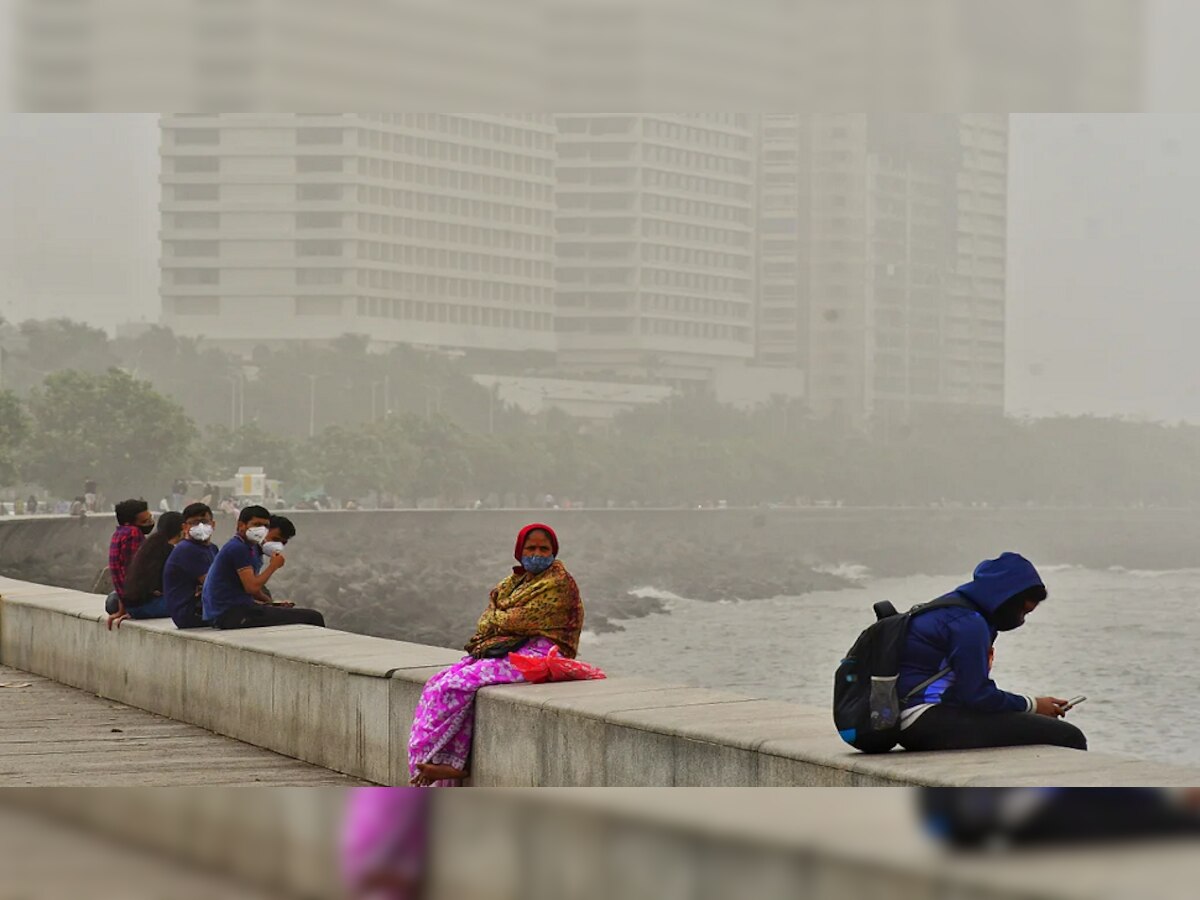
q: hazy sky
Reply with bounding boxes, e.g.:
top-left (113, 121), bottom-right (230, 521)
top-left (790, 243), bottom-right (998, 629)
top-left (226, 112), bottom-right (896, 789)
top-left (5, 2), bottom-right (1200, 422)
top-left (5, 112), bottom-right (1200, 422)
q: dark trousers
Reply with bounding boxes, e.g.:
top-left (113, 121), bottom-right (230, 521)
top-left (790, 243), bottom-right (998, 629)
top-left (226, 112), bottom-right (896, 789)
top-left (898, 704), bottom-right (1088, 752)
top-left (215, 605), bottom-right (326, 630)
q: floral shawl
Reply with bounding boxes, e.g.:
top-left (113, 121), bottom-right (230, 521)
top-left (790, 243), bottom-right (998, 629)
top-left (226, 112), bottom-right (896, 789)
top-left (465, 560), bottom-right (583, 659)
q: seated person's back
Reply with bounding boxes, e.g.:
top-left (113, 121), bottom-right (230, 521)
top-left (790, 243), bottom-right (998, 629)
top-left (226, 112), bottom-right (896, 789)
top-left (121, 511), bottom-right (185, 619)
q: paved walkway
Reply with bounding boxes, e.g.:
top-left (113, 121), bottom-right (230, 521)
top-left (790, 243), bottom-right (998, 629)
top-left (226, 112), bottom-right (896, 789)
top-left (0, 804), bottom-right (284, 898)
top-left (0, 665), bottom-right (366, 786)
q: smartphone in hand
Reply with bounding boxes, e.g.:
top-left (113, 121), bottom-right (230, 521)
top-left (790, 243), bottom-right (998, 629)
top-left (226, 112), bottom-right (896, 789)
top-left (1059, 695), bottom-right (1087, 713)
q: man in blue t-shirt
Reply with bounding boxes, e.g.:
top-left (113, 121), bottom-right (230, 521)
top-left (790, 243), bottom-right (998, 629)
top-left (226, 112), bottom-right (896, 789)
top-left (164, 502), bottom-right (220, 628)
top-left (201, 505), bottom-right (325, 630)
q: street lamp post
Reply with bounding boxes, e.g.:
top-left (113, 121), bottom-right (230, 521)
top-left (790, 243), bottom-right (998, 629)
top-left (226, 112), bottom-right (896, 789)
top-left (307, 374), bottom-right (320, 438)
top-left (219, 374), bottom-right (239, 429)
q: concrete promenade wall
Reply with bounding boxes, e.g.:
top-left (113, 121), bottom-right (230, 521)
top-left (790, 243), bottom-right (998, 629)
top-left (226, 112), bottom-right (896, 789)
top-left (4, 576), bottom-right (1200, 787)
top-left (9, 505), bottom-right (1200, 587)
top-left (12, 789), bottom-right (1199, 900)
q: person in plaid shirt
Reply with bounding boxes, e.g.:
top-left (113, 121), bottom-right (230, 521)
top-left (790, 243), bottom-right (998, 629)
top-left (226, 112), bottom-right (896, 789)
top-left (104, 498), bottom-right (154, 617)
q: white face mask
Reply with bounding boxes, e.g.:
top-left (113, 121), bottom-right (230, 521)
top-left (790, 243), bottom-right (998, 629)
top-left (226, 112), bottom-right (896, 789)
top-left (262, 541), bottom-right (286, 557)
top-left (188, 523), bottom-right (214, 542)
top-left (245, 525), bottom-right (269, 545)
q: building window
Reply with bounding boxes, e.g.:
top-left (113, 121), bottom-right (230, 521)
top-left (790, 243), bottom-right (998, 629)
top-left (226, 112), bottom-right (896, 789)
top-left (174, 157), bottom-right (219, 174)
top-left (297, 156), bottom-right (344, 173)
top-left (172, 184), bottom-right (219, 201)
top-left (296, 269), bottom-right (344, 285)
top-left (171, 268), bottom-right (219, 285)
top-left (297, 184), bottom-right (341, 201)
top-left (172, 212), bottom-right (219, 229)
top-left (296, 297), bottom-right (344, 316)
top-left (296, 240), bottom-right (342, 257)
top-left (172, 296), bottom-right (220, 315)
top-left (172, 240), bottom-right (218, 257)
top-left (174, 128), bottom-right (219, 145)
top-left (297, 128), bottom-right (344, 145)
top-left (296, 212), bottom-right (342, 229)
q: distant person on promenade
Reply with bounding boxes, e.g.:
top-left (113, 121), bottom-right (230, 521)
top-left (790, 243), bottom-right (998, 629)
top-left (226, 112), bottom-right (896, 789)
top-left (104, 499), bottom-right (154, 615)
top-left (26, 495), bottom-right (38, 515)
top-left (201, 505), bottom-right (325, 629)
top-left (408, 523), bottom-right (583, 786)
top-left (84, 478), bottom-right (98, 512)
top-left (896, 552), bottom-right (1087, 752)
top-left (106, 512), bottom-right (184, 628)
top-left (170, 478), bottom-right (187, 511)
top-left (164, 503), bottom-right (219, 629)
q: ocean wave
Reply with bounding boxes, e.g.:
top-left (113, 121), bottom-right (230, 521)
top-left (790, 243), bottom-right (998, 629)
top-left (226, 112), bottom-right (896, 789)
top-left (626, 586), bottom-right (689, 605)
top-left (812, 562), bottom-right (873, 583)
top-left (1105, 565), bottom-right (1200, 579)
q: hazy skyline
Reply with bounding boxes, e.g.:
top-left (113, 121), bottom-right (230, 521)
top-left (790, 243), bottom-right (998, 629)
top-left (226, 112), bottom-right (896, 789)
top-left (4, 113), bottom-right (1200, 423)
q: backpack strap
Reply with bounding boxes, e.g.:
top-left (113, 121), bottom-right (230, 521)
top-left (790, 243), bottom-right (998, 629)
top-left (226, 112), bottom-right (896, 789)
top-left (909, 593), bottom-right (976, 616)
top-left (903, 665), bottom-right (954, 701)
top-left (900, 594), bottom-right (978, 701)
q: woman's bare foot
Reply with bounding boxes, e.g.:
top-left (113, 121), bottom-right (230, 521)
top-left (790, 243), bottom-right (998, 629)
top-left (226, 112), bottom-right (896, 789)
top-left (410, 763), bottom-right (467, 786)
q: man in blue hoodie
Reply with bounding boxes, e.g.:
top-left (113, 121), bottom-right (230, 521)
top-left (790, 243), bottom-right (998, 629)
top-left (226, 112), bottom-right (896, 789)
top-left (896, 552), bottom-right (1087, 752)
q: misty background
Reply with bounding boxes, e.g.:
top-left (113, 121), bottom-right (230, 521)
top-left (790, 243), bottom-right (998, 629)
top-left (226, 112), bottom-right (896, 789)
top-left (7, 9), bottom-right (1200, 772)
top-left (5, 113), bottom-right (1200, 423)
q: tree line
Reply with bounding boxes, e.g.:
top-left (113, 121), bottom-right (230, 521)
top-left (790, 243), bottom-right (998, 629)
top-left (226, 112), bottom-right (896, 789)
top-left (0, 317), bottom-right (1196, 508)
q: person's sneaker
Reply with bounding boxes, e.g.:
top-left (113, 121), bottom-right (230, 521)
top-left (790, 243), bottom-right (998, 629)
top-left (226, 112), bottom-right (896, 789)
top-left (104, 593), bottom-right (120, 615)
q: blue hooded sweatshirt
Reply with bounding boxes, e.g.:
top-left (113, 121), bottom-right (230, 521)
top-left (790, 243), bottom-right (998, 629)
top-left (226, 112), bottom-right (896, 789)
top-left (897, 553), bottom-right (1044, 723)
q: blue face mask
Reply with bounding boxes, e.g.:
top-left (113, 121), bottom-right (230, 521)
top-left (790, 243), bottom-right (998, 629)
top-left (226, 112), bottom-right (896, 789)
top-left (521, 554), bottom-right (555, 574)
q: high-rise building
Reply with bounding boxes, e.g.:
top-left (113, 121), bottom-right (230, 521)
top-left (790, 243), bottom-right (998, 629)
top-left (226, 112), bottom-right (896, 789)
top-left (160, 114), bottom-right (557, 357)
top-left (754, 113), bottom-right (1008, 426)
top-left (553, 114), bottom-right (757, 385)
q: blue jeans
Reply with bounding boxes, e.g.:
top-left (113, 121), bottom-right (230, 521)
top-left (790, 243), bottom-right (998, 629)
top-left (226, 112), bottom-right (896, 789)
top-left (127, 595), bottom-right (171, 619)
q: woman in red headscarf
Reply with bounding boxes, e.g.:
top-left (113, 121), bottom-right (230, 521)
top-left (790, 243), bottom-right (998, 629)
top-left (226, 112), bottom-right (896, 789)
top-left (408, 523), bottom-right (583, 786)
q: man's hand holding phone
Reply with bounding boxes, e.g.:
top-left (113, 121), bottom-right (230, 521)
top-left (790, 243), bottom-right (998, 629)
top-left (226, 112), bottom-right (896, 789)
top-left (1035, 696), bottom-right (1076, 717)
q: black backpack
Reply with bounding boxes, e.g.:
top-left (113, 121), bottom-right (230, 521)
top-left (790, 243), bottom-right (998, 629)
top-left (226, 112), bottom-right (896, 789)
top-left (833, 594), bottom-right (973, 753)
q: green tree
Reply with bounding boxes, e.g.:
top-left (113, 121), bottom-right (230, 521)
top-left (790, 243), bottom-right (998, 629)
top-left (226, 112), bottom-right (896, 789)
top-left (196, 423), bottom-right (300, 484)
top-left (0, 390), bottom-right (29, 485)
top-left (21, 368), bottom-right (197, 500)
top-left (405, 413), bottom-right (473, 506)
top-left (3, 319), bottom-right (118, 394)
top-left (308, 416), bottom-right (419, 503)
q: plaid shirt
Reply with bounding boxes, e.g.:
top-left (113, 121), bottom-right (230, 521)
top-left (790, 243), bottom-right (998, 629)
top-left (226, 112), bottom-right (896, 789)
top-left (108, 524), bottom-right (145, 600)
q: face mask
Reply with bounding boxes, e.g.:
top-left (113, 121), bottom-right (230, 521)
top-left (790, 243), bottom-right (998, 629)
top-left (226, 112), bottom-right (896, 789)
top-left (245, 525), bottom-right (269, 545)
top-left (992, 597), bottom-right (1032, 632)
top-left (262, 541), bottom-right (286, 558)
top-left (188, 523), bottom-right (214, 542)
top-left (521, 554), bottom-right (555, 574)
top-left (138, 523), bottom-right (154, 536)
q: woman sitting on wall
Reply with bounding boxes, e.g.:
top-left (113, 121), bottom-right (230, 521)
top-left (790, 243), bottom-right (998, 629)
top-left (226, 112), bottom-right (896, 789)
top-left (107, 512), bottom-right (185, 629)
top-left (408, 523), bottom-right (583, 787)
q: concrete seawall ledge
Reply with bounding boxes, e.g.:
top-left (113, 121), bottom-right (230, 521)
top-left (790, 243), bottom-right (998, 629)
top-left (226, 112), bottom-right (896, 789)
top-left (3, 575), bottom-right (1198, 787)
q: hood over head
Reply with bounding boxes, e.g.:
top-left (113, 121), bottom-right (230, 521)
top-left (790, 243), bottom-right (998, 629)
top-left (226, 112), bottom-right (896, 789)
top-left (956, 552), bottom-right (1046, 618)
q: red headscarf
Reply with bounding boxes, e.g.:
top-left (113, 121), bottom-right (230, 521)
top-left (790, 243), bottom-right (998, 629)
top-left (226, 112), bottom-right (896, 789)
top-left (514, 523), bottom-right (559, 564)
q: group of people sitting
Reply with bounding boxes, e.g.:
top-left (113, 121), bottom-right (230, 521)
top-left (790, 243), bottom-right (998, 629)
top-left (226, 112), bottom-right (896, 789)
top-left (101, 501), bottom-right (1085, 786)
top-left (104, 498), bottom-right (325, 631)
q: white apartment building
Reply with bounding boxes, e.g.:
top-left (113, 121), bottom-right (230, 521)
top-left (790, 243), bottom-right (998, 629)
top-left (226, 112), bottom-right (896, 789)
top-left (755, 114), bottom-right (1009, 427)
top-left (553, 114), bottom-right (757, 385)
top-left (160, 113), bottom-right (557, 357)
